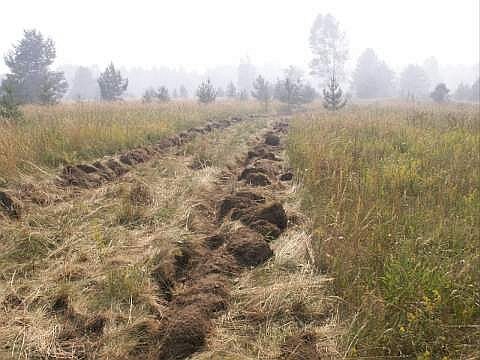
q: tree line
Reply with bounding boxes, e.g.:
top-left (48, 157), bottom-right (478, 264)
top-left (1, 20), bottom-right (479, 120)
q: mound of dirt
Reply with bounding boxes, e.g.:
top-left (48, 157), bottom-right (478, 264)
top-left (52, 293), bottom-right (70, 313)
top-left (226, 227), bottom-right (273, 267)
top-left (218, 192), bottom-right (265, 220)
top-left (158, 305), bottom-right (210, 360)
top-left (265, 132), bottom-right (280, 146)
top-left (280, 332), bottom-right (319, 360)
top-left (105, 159), bottom-right (129, 176)
top-left (280, 172), bottom-right (294, 181)
top-left (60, 165), bottom-right (104, 188)
top-left (239, 202), bottom-right (288, 239)
top-left (173, 275), bottom-right (229, 316)
top-left (0, 190), bottom-right (23, 218)
top-left (251, 202), bottom-right (287, 229)
top-left (91, 161), bottom-right (116, 180)
top-left (239, 160), bottom-right (280, 185)
top-left (247, 145), bottom-right (281, 162)
top-left (204, 234), bottom-right (226, 250)
top-left (240, 170), bottom-right (271, 186)
top-left (195, 250), bottom-right (240, 277)
top-left (151, 245), bottom-right (196, 301)
top-left (119, 148), bottom-right (150, 165)
top-left (84, 314), bottom-right (107, 336)
top-left (273, 121), bottom-right (289, 134)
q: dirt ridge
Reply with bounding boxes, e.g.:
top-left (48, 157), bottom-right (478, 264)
top-left (142, 119), bottom-right (302, 360)
top-left (0, 115), bottom-right (258, 219)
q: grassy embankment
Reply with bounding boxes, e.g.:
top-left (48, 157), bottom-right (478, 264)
top-left (287, 103), bottom-right (480, 358)
top-left (0, 101), bottom-right (262, 183)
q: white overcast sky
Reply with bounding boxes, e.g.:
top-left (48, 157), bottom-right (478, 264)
top-left (0, 0), bottom-right (478, 73)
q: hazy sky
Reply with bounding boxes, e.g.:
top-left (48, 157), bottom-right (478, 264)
top-left (0, 0), bottom-right (478, 73)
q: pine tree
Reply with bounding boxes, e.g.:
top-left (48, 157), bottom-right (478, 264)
top-left (179, 85), bottom-right (188, 98)
top-left (142, 86), bottom-right (170, 102)
top-left (196, 79), bottom-right (216, 104)
top-left (322, 72), bottom-right (347, 110)
top-left (454, 83), bottom-right (471, 101)
top-left (274, 78), bottom-right (300, 112)
top-left (142, 88), bottom-right (157, 103)
top-left (251, 75), bottom-right (272, 111)
top-left (430, 83), bottom-right (449, 103)
top-left (156, 86), bottom-right (170, 101)
top-left (1, 29), bottom-right (68, 104)
top-left (226, 82), bottom-right (237, 98)
top-left (98, 62), bottom-right (128, 101)
top-left (238, 89), bottom-right (248, 101)
top-left (274, 67), bottom-right (317, 111)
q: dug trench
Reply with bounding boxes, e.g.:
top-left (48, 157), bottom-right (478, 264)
top-left (0, 114), bottom-right (257, 219)
top-left (0, 116), bottom-right (332, 359)
top-left (132, 119), bottom-right (320, 360)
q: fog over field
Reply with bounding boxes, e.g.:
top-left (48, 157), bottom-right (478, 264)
top-left (1, 2), bottom-right (479, 360)
top-left (0, 0), bottom-right (478, 97)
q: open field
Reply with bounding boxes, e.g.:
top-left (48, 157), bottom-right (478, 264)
top-left (0, 101), bottom-right (263, 183)
top-left (0, 101), bottom-right (478, 359)
top-left (287, 103), bottom-right (480, 358)
top-left (1, 109), bottom-right (338, 359)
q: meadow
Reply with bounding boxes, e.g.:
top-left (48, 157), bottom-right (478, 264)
top-left (0, 100), bottom-right (478, 359)
top-left (0, 101), bottom-right (261, 183)
top-left (287, 103), bottom-right (480, 358)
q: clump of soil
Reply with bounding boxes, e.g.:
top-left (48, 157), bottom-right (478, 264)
top-left (231, 202), bottom-right (288, 239)
top-left (105, 159), bottom-right (129, 176)
top-left (157, 305), bottom-right (210, 360)
top-left (173, 275), bottom-right (230, 316)
top-left (0, 190), bottom-right (23, 218)
top-left (151, 245), bottom-right (196, 301)
top-left (265, 132), bottom-right (280, 146)
top-left (204, 234), bottom-right (226, 250)
top-left (84, 314), bottom-right (107, 336)
top-left (60, 165), bottom-right (103, 188)
top-left (76, 163), bottom-right (98, 174)
top-left (280, 332), bottom-right (319, 360)
top-left (280, 172), bottom-right (294, 181)
top-left (240, 170), bottom-right (271, 186)
top-left (239, 160), bottom-right (278, 180)
top-left (218, 192), bottom-right (265, 220)
top-left (226, 227), bottom-right (273, 267)
top-left (247, 145), bottom-right (281, 162)
top-left (91, 161), bottom-right (116, 180)
top-left (251, 202), bottom-right (288, 230)
top-left (273, 121), bottom-right (289, 134)
top-left (195, 249), bottom-right (240, 277)
top-left (52, 293), bottom-right (70, 313)
top-left (119, 148), bottom-right (150, 165)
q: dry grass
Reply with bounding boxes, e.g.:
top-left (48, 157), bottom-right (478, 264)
top-left (191, 161), bottom-right (340, 359)
top-left (0, 115), bottom-right (273, 359)
top-left (287, 102), bottom-right (480, 358)
top-left (0, 100), bottom-right (263, 183)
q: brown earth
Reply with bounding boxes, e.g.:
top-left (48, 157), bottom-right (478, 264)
top-left (128, 122), bottom-right (291, 359)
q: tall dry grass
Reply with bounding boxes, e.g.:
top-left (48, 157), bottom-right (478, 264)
top-left (0, 100), bottom-right (262, 183)
top-left (287, 103), bottom-right (480, 358)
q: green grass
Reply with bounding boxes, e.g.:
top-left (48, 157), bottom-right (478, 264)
top-left (287, 103), bottom-right (480, 358)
